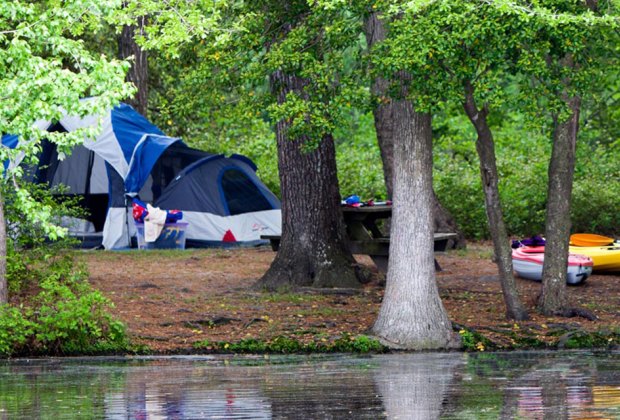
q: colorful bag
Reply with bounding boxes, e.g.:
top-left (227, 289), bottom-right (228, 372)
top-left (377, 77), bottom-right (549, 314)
top-left (132, 199), bottom-right (149, 223)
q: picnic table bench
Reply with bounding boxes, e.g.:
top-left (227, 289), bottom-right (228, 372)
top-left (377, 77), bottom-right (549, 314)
top-left (261, 205), bottom-right (457, 272)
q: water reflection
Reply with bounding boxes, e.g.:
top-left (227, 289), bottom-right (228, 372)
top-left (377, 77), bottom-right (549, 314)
top-left (373, 353), bottom-right (463, 419)
top-left (0, 351), bottom-right (618, 419)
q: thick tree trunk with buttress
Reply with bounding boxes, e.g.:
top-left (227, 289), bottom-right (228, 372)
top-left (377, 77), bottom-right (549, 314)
top-left (256, 71), bottom-right (362, 291)
top-left (0, 192), bottom-right (6, 305)
top-left (539, 97), bottom-right (580, 315)
top-left (364, 12), bottom-right (465, 248)
top-left (463, 83), bottom-right (529, 321)
top-left (119, 15), bottom-right (148, 116)
top-left (371, 102), bottom-right (459, 350)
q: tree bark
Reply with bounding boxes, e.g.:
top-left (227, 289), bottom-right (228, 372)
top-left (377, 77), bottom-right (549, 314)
top-left (119, 15), bottom-right (148, 116)
top-left (0, 191), bottom-right (7, 305)
top-left (363, 11), bottom-right (465, 248)
top-left (256, 71), bottom-right (362, 291)
top-left (371, 102), bottom-right (459, 350)
top-left (463, 82), bottom-right (529, 321)
top-left (538, 97), bottom-right (580, 315)
top-left (364, 13), bottom-right (395, 199)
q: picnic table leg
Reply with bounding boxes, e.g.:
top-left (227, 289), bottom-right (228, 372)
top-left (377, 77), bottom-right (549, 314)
top-left (371, 256), bottom-right (388, 273)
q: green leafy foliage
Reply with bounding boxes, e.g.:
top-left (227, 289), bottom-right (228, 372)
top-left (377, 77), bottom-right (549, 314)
top-left (556, 329), bottom-right (619, 349)
top-left (194, 334), bottom-right (386, 354)
top-left (434, 111), bottom-right (619, 238)
top-left (0, 0), bottom-right (133, 241)
top-left (0, 249), bottom-right (128, 356)
top-left (34, 274), bottom-right (127, 354)
top-left (571, 141), bottom-right (620, 235)
top-left (0, 183), bottom-right (128, 357)
top-left (335, 111), bottom-right (387, 200)
top-left (111, 0), bottom-right (618, 240)
top-left (457, 327), bottom-right (495, 352)
top-left (0, 306), bottom-right (34, 356)
top-left (326, 102), bottom-right (617, 239)
top-left (0, 246), bottom-right (128, 356)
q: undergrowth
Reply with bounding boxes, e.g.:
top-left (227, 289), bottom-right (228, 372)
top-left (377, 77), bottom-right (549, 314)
top-left (193, 334), bottom-right (386, 354)
top-left (0, 183), bottom-right (130, 357)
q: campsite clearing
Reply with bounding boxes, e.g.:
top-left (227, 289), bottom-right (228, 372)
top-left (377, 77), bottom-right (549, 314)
top-left (81, 243), bottom-right (620, 353)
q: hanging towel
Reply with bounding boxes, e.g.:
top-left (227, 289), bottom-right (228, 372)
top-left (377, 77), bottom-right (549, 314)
top-left (144, 204), bottom-right (168, 242)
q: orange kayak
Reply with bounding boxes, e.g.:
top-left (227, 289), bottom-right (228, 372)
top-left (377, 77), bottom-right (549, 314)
top-left (570, 233), bottom-right (616, 247)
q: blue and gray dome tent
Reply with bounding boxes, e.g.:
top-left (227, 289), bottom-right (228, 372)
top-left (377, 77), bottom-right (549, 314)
top-left (2, 101), bottom-right (281, 249)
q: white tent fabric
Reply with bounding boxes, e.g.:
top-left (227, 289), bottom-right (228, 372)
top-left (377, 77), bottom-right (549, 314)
top-left (102, 208), bottom-right (282, 249)
top-left (183, 209), bottom-right (281, 243)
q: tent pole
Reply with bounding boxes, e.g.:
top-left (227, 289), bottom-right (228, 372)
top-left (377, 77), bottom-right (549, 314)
top-left (125, 196), bottom-right (132, 248)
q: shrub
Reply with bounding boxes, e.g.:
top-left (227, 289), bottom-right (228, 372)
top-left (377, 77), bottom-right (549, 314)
top-left (34, 277), bottom-right (127, 354)
top-left (434, 114), bottom-right (619, 239)
top-left (0, 252), bottom-right (128, 356)
top-left (0, 306), bottom-right (34, 356)
top-left (0, 182), bottom-right (128, 357)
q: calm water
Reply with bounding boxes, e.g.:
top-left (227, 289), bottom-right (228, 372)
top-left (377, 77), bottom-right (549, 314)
top-left (0, 351), bottom-right (618, 419)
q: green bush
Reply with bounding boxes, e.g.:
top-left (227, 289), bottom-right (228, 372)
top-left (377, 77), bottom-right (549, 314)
top-left (34, 277), bottom-right (127, 354)
top-left (0, 306), bottom-right (35, 356)
top-left (571, 143), bottom-right (620, 236)
top-left (0, 182), bottom-right (128, 357)
top-left (433, 113), bottom-right (619, 239)
top-left (0, 251), bottom-right (128, 356)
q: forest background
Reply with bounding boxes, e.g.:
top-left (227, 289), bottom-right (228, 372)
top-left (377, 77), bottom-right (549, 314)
top-left (97, 3), bottom-right (619, 240)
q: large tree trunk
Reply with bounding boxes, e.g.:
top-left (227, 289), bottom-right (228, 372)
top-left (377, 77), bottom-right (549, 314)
top-left (119, 15), bottom-right (148, 115)
top-left (538, 97), bottom-right (580, 315)
top-left (0, 192), bottom-right (7, 305)
top-left (363, 12), bottom-right (465, 248)
top-left (256, 71), bottom-right (362, 290)
top-left (371, 102), bottom-right (459, 349)
top-left (463, 83), bottom-right (529, 321)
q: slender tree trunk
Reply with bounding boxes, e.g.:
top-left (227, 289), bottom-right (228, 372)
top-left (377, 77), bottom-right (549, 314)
top-left (119, 15), bottom-right (148, 115)
top-left (256, 71), bottom-right (362, 290)
top-left (463, 83), bottom-right (529, 321)
top-left (538, 97), bottom-right (580, 315)
top-left (364, 13), bottom-right (395, 198)
top-left (0, 191), bottom-right (7, 305)
top-left (372, 102), bottom-right (459, 349)
top-left (364, 12), bottom-right (465, 248)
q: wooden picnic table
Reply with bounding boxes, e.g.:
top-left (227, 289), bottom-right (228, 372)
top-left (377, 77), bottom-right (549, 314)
top-left (262, 205), bottom-right (457, 272)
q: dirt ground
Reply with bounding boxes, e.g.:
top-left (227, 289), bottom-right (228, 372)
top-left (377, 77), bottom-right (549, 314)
top-left (81, 243), bottom-right (619, 353)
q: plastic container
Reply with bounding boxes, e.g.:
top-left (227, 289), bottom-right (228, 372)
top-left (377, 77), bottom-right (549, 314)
top-left (135, 222), bottom-right (188, 250)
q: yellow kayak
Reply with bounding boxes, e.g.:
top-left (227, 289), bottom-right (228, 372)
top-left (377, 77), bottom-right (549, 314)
top-left (569, 245), bottom-right (620, 272)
